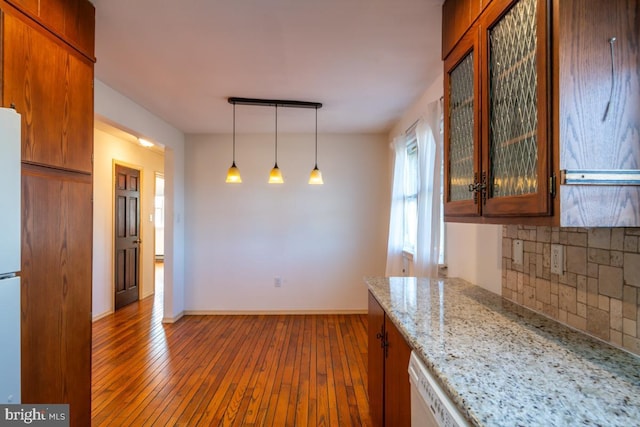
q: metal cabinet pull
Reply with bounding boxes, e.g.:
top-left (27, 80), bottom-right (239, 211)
top-left (468, 173), bottom-right (488, 204)
top-left (602, 37), bottom-right (616, 122)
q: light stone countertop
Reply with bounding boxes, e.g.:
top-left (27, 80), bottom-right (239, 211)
top-left (365, 276), bottom-right (640, 427)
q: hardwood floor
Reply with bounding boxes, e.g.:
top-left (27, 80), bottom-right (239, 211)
top-left (92, 292), bottom-right (372, 426)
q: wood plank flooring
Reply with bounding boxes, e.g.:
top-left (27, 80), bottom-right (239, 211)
top-left (92, 292), bottom-right (372, 426)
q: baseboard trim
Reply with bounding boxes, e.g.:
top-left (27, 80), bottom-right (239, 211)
top-left (162, 311), bottom-right (185, 323)
top-left (183, 309), bottom-right (368, 316)
top-left (92, 310), bottom-right (114, 322)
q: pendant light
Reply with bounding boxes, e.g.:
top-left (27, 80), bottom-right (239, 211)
top-left (268, 105), bottom-right (284, 184)
top-left (227, 97), bottom-right (323, 184)
top-left (225, 103), bottom-right (242, 183)
top-left (308, 106), bottom-right (324, 185)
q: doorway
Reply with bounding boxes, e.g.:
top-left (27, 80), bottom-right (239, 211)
top-left (114, 164), bottom-right (141, 310)
top-left (154, 173), bottom-right (165, 296)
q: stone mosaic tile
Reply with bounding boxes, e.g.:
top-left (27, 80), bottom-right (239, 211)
top-left (503, 226), bottom-right (640, 355)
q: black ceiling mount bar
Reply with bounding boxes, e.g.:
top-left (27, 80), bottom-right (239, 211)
top-left (228, 97), bottom-right (322, 109)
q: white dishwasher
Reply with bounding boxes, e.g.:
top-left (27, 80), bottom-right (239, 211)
top-left (408, 351), bottom-right (470, 427)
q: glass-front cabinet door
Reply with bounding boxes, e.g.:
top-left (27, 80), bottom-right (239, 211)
top-left (444, 27), bottom-right (482, 219)
top-left (481, 0), bottom-right (551, 217)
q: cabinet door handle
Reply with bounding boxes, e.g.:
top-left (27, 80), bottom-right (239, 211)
top-left (382, 332), bottom-right (389, 358)
top-left (376, 324), bottom-right (385, 344)
top-left (468, 173), bottom-right (487, 204)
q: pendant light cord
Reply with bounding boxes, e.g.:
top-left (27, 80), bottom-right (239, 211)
top-left (314, 107), bottom-right (318, 168)
top-left (275, 105), bottom-right (278, 165)
top-left (232, 103), bottom-right (236, 163)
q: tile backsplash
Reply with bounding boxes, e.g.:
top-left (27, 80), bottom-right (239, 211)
top-left (502, 226), bottom-right (640, 356)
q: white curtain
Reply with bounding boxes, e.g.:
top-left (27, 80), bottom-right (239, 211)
top-left (414, 100), bottom-right (443, 278)
top-left (385, 135), bottom-right (407, 276)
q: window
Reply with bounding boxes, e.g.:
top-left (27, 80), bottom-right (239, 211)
top-left (154, 194), bottom-right (164, 228)
top-left (386, 105), bottom-right (445, 278)
top-left (402, 121), bottom-right (446, 265)
top-left (438, 115), bottom-right (445, 265)
top-left (403, 134), bottom-right (418, 254)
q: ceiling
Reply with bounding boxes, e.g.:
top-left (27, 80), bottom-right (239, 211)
top-left (93, 0), bottom-right (444, 135)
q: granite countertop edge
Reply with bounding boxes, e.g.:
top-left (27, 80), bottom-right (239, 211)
top-left (365, 276), bottom-right (640, 427)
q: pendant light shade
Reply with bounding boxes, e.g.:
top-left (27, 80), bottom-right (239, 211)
top-left (308, 166), bottom-right (323, 185)
top-left (269, 105), bottom-right (284, 184)
top-left (308, 106), bottom-right (324, 185)
top-left (269, 165), bottom-right (284, 184)
top-left (226, 162), bottom-right (242, 183)
top-left (225, 103), bottom-right (242, 183)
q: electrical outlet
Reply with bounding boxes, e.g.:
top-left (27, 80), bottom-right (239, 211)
top-left (513, 239), bottom-right (524, 265)
top-left (274, 277), bottom-right (282, 287)
top-left (551, 244), bottom-right (564, 275)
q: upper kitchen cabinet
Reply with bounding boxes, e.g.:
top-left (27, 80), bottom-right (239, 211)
top-left (5, 0), bottom-right (95, 59)
top-left (444, 0), bottom-right (551, 222)
top-left (556, 0), bottom-right (640, 227)
top-left (442, 0), bottom-right (493, 59)
top-left (480, 0), bottom-right (551, 218)
top-left (3, 10), bottom-right (94, 173)
top-left (444, 0), bottom-right (639, 226)
top-left (443, 26), bottom-right (482, 218)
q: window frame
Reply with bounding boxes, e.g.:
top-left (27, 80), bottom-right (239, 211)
top-left (403, 134), bottom-right (419, 255)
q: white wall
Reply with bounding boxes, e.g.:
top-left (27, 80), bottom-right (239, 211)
top-left (389, 72), bottom-right (503, 294)
top-left (389, 72), bottom-right (445, 138)
top-left (94, 79), bottom-right (186, 321)
top-left (445, 223), bottom-right (502, 294)
top-left (184, 133), bottom-right (390, 312)
top-left (92, 128), bottom-right (164, 319)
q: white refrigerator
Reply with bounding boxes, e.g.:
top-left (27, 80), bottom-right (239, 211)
top-left (0, 107), bottom-right (21, 404)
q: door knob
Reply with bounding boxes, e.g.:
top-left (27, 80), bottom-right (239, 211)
top-left (133, 239), bottom-right (142, 244)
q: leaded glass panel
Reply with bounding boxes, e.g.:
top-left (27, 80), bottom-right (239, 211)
top-left (489, 0), bottom-right (538, 198)
top-left (448, 52), bottom-right (475, 202)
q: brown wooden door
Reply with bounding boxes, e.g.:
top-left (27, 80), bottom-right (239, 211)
top-left (368, 292), bottom-right (385, 427)
top-left (115, 165), bottom-right (141, 310)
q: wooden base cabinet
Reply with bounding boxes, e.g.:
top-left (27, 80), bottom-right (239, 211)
top-left (368, 292), bottom-right (411, 427)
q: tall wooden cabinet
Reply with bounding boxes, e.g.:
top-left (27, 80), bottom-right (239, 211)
top-left (368, 292), bottom-right (411, 427)
top-left (0, 2), bottom-right (95, 426)
top-left (443, 0), bottom-right (640, 226)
